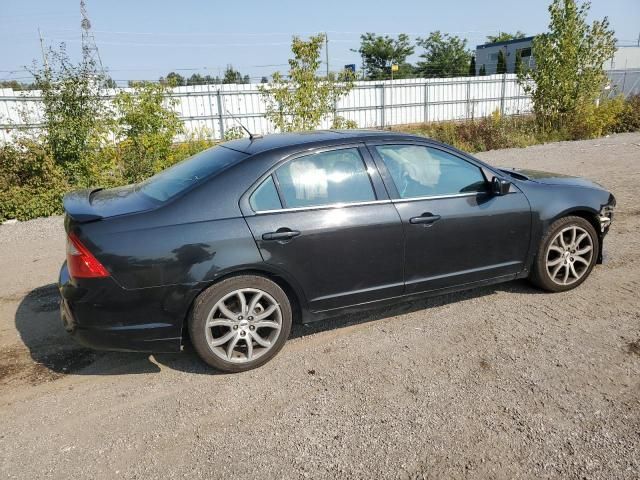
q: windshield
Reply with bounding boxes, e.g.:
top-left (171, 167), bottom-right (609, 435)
top-left (137, 146), bottom-right (246, 202)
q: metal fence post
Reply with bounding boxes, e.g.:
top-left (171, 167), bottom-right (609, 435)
top-left (500, 73), bottom-right (507, 116)
top-left (216, 89), bottom-right (225, 139)
top-left (466, 80), bottom-right (471, 120)
top-left (380, 83), bottom-right (386, 128)
top-left (423, 82), bottom-right (429, 123)
top-left (207, 84), bottom-right (216, 139)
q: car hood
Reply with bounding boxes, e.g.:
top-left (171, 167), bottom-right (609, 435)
top-left (501, 168), bottom-right (606, 190)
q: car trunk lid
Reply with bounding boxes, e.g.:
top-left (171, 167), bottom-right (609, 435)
top-left (63, 184), bottom-right (157, 223)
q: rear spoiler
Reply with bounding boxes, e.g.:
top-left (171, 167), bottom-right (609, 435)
top-left (62, 188), bottom-right (104, 222)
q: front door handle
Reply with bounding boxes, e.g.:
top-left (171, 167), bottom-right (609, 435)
top-left (262, 229), bottom-right (301, 241)
top-left (409, 213), bottom-right (441, 225)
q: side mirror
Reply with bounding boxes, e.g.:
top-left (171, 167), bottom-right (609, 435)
top-left (492, 177), bottom-right (511, 196)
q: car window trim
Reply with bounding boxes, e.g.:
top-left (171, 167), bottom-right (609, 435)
top-left (253, 199), bottom-right (393, 215)
top-left (249, 174), bottom-right (284, 212)
top-left (243, 143), bottom-right (383, 215)
top-left (367, 141), bottom-right (491, 200)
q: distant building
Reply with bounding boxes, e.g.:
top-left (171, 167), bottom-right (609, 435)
top-left (475, 36), bottom-right (535, 75)
top-left (608, 46), bottom-right (640, 70)
top-left (475, 37), bottom-right (640, 76)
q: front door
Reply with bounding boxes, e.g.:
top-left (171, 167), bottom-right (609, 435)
top-left (243, 146), bottom-right (405, 312)
top-left (369, 142), bottom-right (531, 294)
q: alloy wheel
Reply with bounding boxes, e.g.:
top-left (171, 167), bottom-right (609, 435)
top-left (204, 288), bottom-right (282, 363)
top-left (545, 225), bottom-right (594, 286)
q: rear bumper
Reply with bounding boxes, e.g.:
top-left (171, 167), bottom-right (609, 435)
top-left (58, 262), bottom-right (197, 353)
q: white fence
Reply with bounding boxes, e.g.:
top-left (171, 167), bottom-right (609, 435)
top-left (1, 70), bottom-right (638, 142)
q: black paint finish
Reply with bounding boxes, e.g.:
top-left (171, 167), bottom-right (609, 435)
top-left (58, 130), bottom-right (615, 353)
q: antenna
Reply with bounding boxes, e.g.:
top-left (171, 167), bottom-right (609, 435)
top-left (224, 108), bottom-right (262, 140)
top-left (80, 0), bottom-right (104, 75)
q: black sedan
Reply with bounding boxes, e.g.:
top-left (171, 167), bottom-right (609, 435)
top-left (59, 130), bottom-right (615, 372)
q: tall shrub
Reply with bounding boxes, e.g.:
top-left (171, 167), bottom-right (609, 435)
top-left (259, 34), bottom-right (356, 132)
top-left (518, 0), bottom-right (616, 127)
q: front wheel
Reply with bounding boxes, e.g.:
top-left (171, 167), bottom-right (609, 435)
top-left (530, 216), bottom-right (599, 292)
top-left (189, 275), bottom-right (292, 373)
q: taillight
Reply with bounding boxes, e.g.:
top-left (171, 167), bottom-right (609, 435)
top-left (66, 233), bottom-right (109, 278)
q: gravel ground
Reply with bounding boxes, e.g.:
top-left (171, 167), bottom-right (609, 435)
top-left (0, 133), bottom-right (639, 479)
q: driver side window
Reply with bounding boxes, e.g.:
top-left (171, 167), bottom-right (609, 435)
top-left (375, 145), bottom-right (487, 199)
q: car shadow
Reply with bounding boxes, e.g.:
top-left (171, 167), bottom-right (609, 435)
top-left (13, 280), bottom-right (543, 378)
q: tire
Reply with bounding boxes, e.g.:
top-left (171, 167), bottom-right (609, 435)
top-left (189, 275), bottom-right (292, 373)
top-left (530, 216), bottom-right (599, 292)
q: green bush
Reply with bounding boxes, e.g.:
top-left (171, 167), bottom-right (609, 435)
top-left (0, 141), bottom-right (69, 221)
top-left (567, 97), bottom-right (625, 140)
top-left (615, 94), bottom-right (640, 132)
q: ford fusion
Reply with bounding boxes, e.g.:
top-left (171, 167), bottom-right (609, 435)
top-left (59, 130), bottom-right (615, 372)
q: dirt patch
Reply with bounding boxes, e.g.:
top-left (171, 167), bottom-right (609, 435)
top-left (628, 340), bottom-right (640, 356)
top-left (0, 344), bottom-right (97, 386)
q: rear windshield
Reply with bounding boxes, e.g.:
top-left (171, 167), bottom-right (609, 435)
top-left (137, 146), bottom-right (246, 202)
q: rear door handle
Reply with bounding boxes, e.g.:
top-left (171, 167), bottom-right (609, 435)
top-left (409, 213), bottom-right (441, 225)
top-left (262, 229), bottom-right (301, 241)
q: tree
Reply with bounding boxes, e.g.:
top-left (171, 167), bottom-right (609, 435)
top-left (468, 55), bottom-right (476, 76)
top-left (514, 50), bottom-right (523, 75)
top-left (222, 65), bottom-right (249, 84)
top-left (486, 31), bottom-right (526, 43)
top-left (479, 65), bottom-right (487, 76)
top-left (353, 33), bottom-right (414, 80)
top-left (260, 76), bottom-right (269, 84)
top-left (103, 76), bottom-right (117, 89)
top-left (160, 72), bottom-right (186, 87)
top-left (518, 0), bottom-right (617, 124)
top-left (415, 31), bottom-right (471, 78)
top-left (113, 82), bottom-right (183, 182)
top-left (496, 50), bottom-right (507, 74)
top-left (29, 44), bottom-right (109, 186)
top-left (259, 33), bottom-right (356, 132)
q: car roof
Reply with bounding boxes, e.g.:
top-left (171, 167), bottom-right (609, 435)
top-left (221, 129), bottom-right (427, 155)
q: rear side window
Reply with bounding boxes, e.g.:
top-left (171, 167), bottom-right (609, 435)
top-left (250, 176), bottom-right (282, 212)
top-left (375, 145), bottom-right (487, 199)
top-left (274, 148), bottom-right (375, 208)
top-left (137, 146), bottom-right (246, 202)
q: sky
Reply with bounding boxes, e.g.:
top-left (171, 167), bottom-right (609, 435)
top-left (1, 0), bottom-right (639, 85)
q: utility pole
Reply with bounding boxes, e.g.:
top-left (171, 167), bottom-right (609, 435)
top-left (80, 0), bottom-right (104, 75)
top-left (325, 32), bottom-right (329, 78)
top-left (37, 27), bottom-right (48, 70)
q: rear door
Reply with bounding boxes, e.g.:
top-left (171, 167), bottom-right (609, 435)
top-left (368, 142), bottom-right (531, 294)
top-left (242, 145), bottom-right (404, 312)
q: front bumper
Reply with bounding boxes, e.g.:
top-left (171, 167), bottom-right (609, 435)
top-left (58, 262), bottom-right (196, 353)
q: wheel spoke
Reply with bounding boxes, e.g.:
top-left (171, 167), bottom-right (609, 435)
top-left (547, 256), bottom-right (564, 267)
top-left (562, 265), bottom-right (570, 284)
top-left (207, 318), bottom-right (235, 328)
top-left (551, 263), bottom-right (564, 279)
top-left (245, 337), bottom-right (253, 360)
top-left (248, 292), bottom-right (263, 314)
top-left (237, 291), bottom-right (247, 314)
top-left (210, 330), bottom-right (236, 347)
top-left (250, 331), bottom-right (271, 348)
top-left (255, 304), bottom-right (277, 320)
top-left (574, 256), bottom-right (590, 266)
top-left (575, 232), bottom-right (588, 246)
top-left (558, 233), bottom-right (567, 249)
top-left (570, 227), bottom-right (577, 246)
top-left (548, 245), bottom-right (564, 255)
top-left (569, 263), bottom-right (579, 279)
top-left (253, 320), bottom-right (280, 330)
top-left (226, 334), bottom-right (240, 359)
top-left (218, 302), bottom-right (237, 321)
top-left (575, 245), bottom-right (592, 255)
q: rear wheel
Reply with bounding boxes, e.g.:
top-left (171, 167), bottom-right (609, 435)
top-left (531, 216), bottom-right (599, 292)
top-left (189, 275), bottom-right (292, 372)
